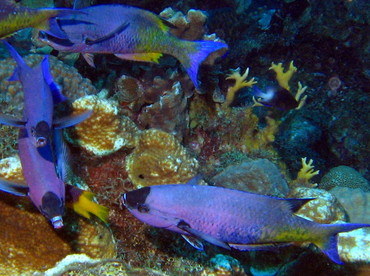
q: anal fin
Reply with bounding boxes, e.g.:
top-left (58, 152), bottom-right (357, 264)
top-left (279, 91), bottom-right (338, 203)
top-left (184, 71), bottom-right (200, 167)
top-left (115, 53), bottom-right (163, 63)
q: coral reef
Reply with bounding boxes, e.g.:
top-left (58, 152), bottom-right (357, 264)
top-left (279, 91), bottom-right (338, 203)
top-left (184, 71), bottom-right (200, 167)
top-left (289, 187), bottom-right (348, 224)
top-left (126, 129), bottom-right (198, 188)
top-left (160, 8), bottom-right (208, 40)
top-left (65, 93), bottom-right (140, 156)
top-left (338, 228), bottom-right (370, 263)
top-left (211, 159), bottom-right (289, 197)
top-left (330, 187), bottom-right (370, 224)
top-left (137, 82), bottom-right (189, 138)
top-left (201, 254), bottom-right (245, 275)
top-left (320, 166), bottom-right (369, 191)
top-left (39, 254), bottom-right (164, 276)
top-left (0, 156), bottom-right (24, 183)
top-left (0, 193), bottom-right (115, 275)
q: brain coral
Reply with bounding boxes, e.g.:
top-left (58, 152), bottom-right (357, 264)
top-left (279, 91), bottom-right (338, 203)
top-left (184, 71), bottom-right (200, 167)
top-left (126, 129), bottom-right (198, 188)
top-left (320, 166), bottom-right (369, 191)
top-left (65, 93), bottom-right (140, 156)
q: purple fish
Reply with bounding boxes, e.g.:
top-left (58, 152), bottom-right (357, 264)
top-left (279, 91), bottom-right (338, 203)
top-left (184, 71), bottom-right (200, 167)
top-left (0, 42), bottom-right (92, 227)
top-left (122, 182), bottom-right (370, 264)
top-left (38, 4), bottom-right (228, 88)
top-left (0, 41), bottom-right (91, 146)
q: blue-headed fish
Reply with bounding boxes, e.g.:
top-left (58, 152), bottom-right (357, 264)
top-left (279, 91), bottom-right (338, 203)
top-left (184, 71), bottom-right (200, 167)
top-left (0, 0), bottom-right (78, 38)
top-left (38, 4), bottom-right (228, 88)
top-left (0, 42), bottom-right (107, 227)
top-left (122, 182), bottom-right (370, 264)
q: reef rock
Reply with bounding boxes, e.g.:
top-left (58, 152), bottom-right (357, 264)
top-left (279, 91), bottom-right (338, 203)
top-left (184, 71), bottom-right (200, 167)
top-left (330, 187), bottom-right (370, 224)
top-left (126, 129), bottom-right (198, 188)
top-left (211, 159), bottom-right (289, 197)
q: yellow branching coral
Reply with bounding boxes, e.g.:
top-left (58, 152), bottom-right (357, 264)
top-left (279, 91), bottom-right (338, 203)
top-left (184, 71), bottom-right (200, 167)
top-left (269, 61), bottom-right (297, 91)
top-left (66, 93), bottom-right (140, 156)
top-left (292, 157), bottom-right (320, 187)
top-left (224, 67), bottom-right (257, 107)
top-left (126, 129), bottom-right (198, 188)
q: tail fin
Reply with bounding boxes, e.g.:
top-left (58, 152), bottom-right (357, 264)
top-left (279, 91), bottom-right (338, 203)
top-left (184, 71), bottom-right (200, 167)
top-left (314, 223), bottom-right (370, 264)
top-left (177, 40), bottom-right (228, 89)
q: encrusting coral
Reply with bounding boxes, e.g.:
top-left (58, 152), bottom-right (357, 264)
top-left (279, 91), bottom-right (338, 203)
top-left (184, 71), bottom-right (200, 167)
top-left (126, 129), bottom-right (198, 188)
top-left (65, 92), bottom-right (140, 156)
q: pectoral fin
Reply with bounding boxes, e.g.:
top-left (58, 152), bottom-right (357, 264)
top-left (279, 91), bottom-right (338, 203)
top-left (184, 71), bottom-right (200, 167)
top-left (0, 178), bottom-right (29, 196)
top-left (82, 53), bottom-right (95, 67)
top-left (181, 234), bottom-right (204, 251)
top-left (115, 53), bottom-right (163, 63)
top-left (53, 110), bottom-right (92, 129)
top-left (177, 220), bottom-right (231, 250)
top-left (0, 114), bottom-right (25, 127)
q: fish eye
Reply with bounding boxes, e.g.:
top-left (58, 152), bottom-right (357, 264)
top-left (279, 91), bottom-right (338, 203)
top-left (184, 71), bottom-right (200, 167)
top-left (137, 204), bottom-right (150, 213)
top-left (37, 137), bottom-right (47, 147)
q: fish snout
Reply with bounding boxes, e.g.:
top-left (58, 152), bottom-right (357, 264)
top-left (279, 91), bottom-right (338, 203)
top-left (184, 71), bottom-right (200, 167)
top-left (50, 216), bottom-right (63, 229)
top-left (122, 187), bottom-right (151, 210)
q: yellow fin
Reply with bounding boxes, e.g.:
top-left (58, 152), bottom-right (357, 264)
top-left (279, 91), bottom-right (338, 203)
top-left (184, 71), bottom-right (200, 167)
top-left (72, 191), bottom-right (109, 223)
top-left (115, 53), bottom-right (163, 63)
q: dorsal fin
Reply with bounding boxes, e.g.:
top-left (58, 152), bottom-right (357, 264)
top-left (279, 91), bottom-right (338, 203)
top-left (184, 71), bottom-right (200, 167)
top-left (284, 198), bottom-right (315, 213)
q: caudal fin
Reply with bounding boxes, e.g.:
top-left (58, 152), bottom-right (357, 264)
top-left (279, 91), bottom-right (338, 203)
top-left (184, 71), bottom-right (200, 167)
top-left (177, 40), bottom-right (228, 89)
top-left (314, 223), bottom-right (370, 264)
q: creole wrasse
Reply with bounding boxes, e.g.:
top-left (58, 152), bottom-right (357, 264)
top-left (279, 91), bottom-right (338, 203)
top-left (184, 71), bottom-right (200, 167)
top-left (0, 0), bottom-right (78, 38)
top-left (39, 4), bottom-right (228, 88)
top-left (122, 182), bottom-right (370, 264)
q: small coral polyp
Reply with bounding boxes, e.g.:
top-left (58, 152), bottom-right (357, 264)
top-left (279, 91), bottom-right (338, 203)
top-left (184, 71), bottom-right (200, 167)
top-left (66, 94), bottom-right (125, 156)
top-left (126, 129), bottom-right (198, 188)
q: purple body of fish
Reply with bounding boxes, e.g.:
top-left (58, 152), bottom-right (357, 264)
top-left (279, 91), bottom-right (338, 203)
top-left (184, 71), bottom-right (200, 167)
top-left (0, 42), bottom-right (92, 228)
top-left (0, 41), bottom-right (66, 147)
top-left (39, 4), bottom-right (228, 88)
top-left (18, 128), bottom-right (65, 228)
top-left (122, 183), bottom-right (370, 264)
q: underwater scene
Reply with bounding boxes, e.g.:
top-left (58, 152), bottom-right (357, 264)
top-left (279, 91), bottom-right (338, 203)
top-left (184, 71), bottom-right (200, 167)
top-left (0, 0), bottom-right (369, 275)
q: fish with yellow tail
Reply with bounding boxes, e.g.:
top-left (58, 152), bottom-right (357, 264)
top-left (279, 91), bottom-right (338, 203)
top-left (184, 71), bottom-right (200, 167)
top-left (0, 0), bottom-right (79, 38)
top-left (38, 4), bottom-right (228, 88)
top-left (122, 181), bottom-right (370, 264)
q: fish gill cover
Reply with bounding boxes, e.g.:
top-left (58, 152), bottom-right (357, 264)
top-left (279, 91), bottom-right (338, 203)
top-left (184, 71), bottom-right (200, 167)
top-left (0, 0), bottom-right (368, 275)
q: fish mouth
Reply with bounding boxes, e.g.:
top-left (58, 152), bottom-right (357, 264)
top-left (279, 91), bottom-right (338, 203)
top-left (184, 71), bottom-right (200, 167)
top-left (39, 31), bottom-right (74, 47)
top-left (51, 216), bottom-right (63, 229)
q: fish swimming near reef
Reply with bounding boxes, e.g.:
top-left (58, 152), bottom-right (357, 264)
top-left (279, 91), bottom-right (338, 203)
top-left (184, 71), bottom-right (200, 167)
top-left (0, 42), bottom-right (108, 228)
top-left (38, 4), bottom-right (228, 88)
top-left (252, 85), bottom-right (299, 110)
top-left (122, 182), bottom-right (370, 264)
top-left (0, 0), bottom-right (79, 38)
top-left (0, 41), bottom-right (90, 147)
